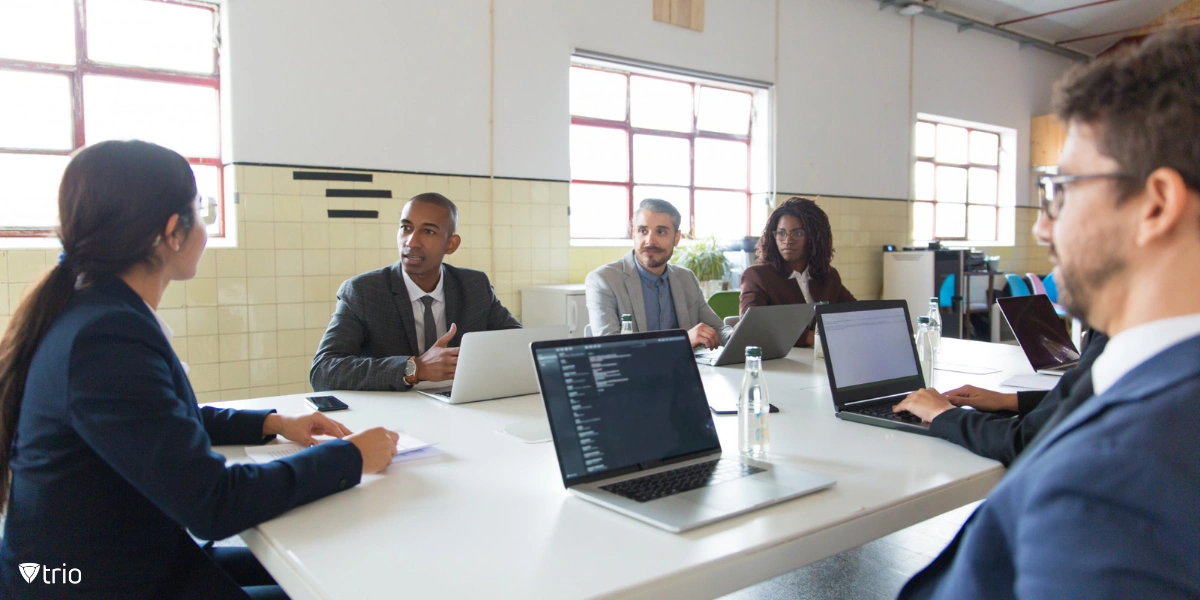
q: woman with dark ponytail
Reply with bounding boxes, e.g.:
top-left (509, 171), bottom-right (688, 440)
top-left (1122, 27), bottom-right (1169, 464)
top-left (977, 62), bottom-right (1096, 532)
top-left (0, 141), bottom-right (400, 599)
top-left (739, 197), bottom-right (856, 346)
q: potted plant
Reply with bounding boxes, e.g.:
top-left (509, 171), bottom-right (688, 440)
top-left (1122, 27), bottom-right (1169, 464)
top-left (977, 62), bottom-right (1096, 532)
top-left (672, 236), bottom-right (731, 298)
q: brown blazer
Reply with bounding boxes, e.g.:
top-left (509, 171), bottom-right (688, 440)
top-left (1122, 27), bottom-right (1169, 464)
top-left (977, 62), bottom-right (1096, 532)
top-left (739, 263), bottom-right (857, 346)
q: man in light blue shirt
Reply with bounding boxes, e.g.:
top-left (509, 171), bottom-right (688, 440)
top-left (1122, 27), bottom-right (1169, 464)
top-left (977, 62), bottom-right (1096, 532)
top-left (635, 257), bottom-right (679, 331)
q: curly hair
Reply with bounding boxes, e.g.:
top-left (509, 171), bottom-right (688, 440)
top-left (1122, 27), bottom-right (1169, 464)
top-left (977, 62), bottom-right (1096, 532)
top-left (755, 197), bottom-right (835, 282)
top-left (1053, 28), bottom-right (1200, 200)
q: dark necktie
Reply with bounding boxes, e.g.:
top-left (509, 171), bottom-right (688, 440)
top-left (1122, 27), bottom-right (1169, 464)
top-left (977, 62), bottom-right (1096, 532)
top-left (420, 295), bottom-right (437, 353)
top-left (1019, 369), bottom-right (1095, 464)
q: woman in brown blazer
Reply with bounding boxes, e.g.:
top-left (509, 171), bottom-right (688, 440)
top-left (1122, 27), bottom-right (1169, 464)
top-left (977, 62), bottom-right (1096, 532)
top-left (740, 197), bottom-right (856, 346)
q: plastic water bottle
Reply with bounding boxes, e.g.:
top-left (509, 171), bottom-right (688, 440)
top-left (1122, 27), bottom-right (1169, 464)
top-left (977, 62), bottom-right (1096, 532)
top-left (738, 346), bottom-right (770, 459)
top-left (916, 316), bottom-right (934, 388)
top-left (620, 314), bottom-right (634, 334)
top-left (813, 301), bottom-right (829, 360)
top-left (926, 297), bottom-right (942, 352)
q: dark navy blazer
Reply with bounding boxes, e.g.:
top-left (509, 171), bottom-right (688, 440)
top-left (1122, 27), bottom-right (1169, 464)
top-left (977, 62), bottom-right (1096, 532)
top-left (0, 278), bottom-right (362, 599)
top-left (901, 334), bottom-right (1200, 599)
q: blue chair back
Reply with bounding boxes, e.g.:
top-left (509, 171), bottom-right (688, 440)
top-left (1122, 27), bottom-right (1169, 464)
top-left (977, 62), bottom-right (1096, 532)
top-left (937, 274), bottom-right (955, 308)
top-left (1005, 273), bottom-right (1031, 297)
top-left (1042, 272), bottom-right (1059, 303)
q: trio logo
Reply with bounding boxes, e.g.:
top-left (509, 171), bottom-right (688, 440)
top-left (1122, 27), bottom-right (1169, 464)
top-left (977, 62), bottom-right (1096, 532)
top-left (17, 562), bottom-right (81, 585)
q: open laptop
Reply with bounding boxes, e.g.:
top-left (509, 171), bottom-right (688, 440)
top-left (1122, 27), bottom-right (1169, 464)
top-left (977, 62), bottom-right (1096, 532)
top-left (997, 295), bottom-right (1080, 376)
top-left (531, 330), bottom-right (835, 533)
top-left (815, 300), bottom-right (934, 436)
top-left (418, 326), bottom-right (568, 404)
top-left (694, 303), bottom-right (815, 366)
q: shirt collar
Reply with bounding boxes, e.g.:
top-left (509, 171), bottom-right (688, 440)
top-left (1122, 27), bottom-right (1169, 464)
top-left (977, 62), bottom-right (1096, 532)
top-left (789, 266), bottom-right (810, 281)
top-left (634, 258), bottom-right (669, 285)
top-left (1091, 313), bottom-right (1200, 395)
top-left (144, 301), bottom-right (173, 341)
top-left (401, 265), bottom-right (445, 303)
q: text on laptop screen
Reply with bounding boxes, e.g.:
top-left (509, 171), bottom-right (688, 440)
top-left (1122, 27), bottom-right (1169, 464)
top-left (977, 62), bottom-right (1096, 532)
top-left (822, 308), bottom-right (919, 390)
top-left (534, 335), bottom-right (720, 483)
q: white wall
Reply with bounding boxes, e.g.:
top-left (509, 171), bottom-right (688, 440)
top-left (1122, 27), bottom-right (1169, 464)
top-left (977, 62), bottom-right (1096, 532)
top-left (223, 0), bottom-right (1073, 205)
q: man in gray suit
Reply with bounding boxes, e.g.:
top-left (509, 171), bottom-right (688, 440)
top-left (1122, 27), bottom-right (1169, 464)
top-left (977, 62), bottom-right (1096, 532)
top-left (585, 198), bottom-right (731, 348)
top-left (311, 193), bottom-right (521, 391)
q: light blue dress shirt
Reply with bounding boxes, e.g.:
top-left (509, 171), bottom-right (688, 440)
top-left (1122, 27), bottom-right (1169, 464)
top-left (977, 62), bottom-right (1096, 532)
top-left (635, 260), bottom-right (678, 331)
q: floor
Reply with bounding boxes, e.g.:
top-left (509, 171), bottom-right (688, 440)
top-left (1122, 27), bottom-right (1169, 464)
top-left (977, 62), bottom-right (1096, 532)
top-left (715, 501), bottom-right (979, 600)
top-left (211, 501), bottom-right (979, 600)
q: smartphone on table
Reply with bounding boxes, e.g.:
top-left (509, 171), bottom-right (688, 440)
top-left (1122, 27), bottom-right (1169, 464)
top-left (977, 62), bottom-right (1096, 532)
top-left (306, 395), bottom-right (349, 412)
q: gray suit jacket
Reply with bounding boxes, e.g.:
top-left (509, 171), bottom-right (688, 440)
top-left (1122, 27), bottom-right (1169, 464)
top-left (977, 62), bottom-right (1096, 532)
top-left (585, 250), bottom-right (732, 343)
top-left (310, 262), bottom-right (521, 391)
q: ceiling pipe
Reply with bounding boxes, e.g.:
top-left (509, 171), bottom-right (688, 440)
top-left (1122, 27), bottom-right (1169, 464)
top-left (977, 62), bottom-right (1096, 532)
top-left (994, 0), bottom-right (1122, 28)
top-left (878, 0), bottom-right (1091, 61)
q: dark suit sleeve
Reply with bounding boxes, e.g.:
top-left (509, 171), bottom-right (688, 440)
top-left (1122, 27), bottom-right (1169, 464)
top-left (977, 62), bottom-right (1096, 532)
top-left (484, 279), bottom-right (522, 330)
top-left (201, 406), bottom-right (276, 446)
top-left (739, 268), bottom-right (769, 316)
top-left (928, 408), bottom-right (1025, 466)
top-left (828, 268), bottom-right (857, 303)
top-left (69, 312), bottom-right (363, 541)
top-left (1017, 391), bottom-right (1048, 416)
top-left (310, 278), bottom-right (411, 391)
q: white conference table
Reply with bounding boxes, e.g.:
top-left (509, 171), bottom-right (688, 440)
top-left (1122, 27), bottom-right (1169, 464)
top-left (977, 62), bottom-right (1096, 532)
top-left (211, 338), bottom-right (1035, 600)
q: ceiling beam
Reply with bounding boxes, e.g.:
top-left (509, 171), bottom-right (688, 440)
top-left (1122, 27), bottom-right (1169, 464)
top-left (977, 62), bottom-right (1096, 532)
top-left (1057, 14), bottom-right (1200, 46)
top-left (994, 0), bottom-right (1123, 28)
top-left (877, 0), bottom-right (1091, 61)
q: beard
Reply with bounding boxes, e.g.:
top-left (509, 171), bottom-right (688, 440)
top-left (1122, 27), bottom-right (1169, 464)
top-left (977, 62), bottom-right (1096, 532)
top-left (1054, 241), bottom-right (1126, 327)
top-left (637, 246), bottom-right (674, 270)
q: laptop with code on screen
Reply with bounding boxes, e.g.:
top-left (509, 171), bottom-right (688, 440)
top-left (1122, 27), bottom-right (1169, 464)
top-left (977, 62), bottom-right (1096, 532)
top-left (531, 330), bottom-right (835, 533)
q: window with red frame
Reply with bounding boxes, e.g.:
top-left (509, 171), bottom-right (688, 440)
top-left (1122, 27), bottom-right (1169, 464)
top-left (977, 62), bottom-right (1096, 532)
top-left (0, 0), bottom-right (223, 238)
top-left (569, 64), bottom-right (756, 240)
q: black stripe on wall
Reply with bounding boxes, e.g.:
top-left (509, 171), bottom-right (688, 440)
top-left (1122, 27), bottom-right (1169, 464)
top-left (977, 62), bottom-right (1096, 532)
top-left (325, 189), bottom-right (392, 198)
top-left (327, 210), bottom-right (380, 219)
top-left (293, 171), bottom-right (373, 182)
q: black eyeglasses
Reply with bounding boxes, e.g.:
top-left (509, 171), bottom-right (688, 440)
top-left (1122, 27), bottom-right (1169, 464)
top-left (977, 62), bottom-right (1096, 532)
top-left (773, 229), bottom-right (805, 241)
top-left (1037, 172), bottom-right (1137, 219)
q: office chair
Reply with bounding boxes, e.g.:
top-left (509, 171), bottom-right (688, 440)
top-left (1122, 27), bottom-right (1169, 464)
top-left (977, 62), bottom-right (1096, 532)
top-left (706, 290), bottom-right (740, 320)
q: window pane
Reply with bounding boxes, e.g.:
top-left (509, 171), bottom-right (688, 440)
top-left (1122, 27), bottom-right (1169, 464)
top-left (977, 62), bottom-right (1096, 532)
top-left (694, 138), bottom-right (747, 189)
top-left (0, 153), bottom-right (70, 228)
top-left (632, 135), bottom-right (689, 186)
top-left (696, 87), bottom-right (751, 135)
top-left (693, 190), bottom-right (747, 239)
top-left (968, 167), bottom-right (997, 205)
top-left (569, 125), bottom-right (628, 182)
top-left (915, 122), bottom-right (936, 158)
top-left (87, 0), bottom-right (216, 74)
top-left (629, 76), bottom-right (693, 133)
top-left (192, 163), bottom-right (222, 235)
top-left (969, 130), bottom-right (999, 165)
top-left (569, 67), bottom-right (626, 121)
top-left (935, 124), bottom-right (968, 164)
top-left (935, 202), bottom-right (966, 238)
top-left (935, 165), bottom-right (967, 203)
top-left (84, 75), bottom-right (220, 158)
top-left (0, 70), bottom-right (73, 150)
top-left (914, 161), bottom-right (935, 201)
top-left (0, 0), bottom-right (75, 65)
top-left (633, 185), bottom-right (690, 235)
top-left (569, 184), bottom-right (628, 238)
top-left (967, 205), bottom-right (997, 241)
top-left (913, 202), bottom-right (934, 241)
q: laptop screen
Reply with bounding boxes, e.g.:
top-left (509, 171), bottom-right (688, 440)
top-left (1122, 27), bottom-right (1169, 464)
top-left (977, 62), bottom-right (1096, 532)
top-left (997, 295), bottom-right (1079, 369)
top-left (817, 301), bottom-right (925, 407)
top-left (532, 331), bottom-right (720, 487)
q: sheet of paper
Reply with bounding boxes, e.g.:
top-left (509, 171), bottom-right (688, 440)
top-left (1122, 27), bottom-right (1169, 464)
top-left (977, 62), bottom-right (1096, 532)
top-left (934, 363), bottom-right (1001, 375)
top-left (245, 432), bottom-right (433, 464)
top-left (1000, 374), bottom-right (1061, 391)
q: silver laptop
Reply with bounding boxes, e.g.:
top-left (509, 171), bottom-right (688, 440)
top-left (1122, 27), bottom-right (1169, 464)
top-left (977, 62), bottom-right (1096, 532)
top-left (694, 303), bottom-right (815, 366)
top-left (815, 300), bottom-right (934, 436)
top-left (418, 326), bottom-right (568, 404)
top-left (531, 330), bottom-right (836, 533)
top-left (997, 295), bottom-right (1080, 376)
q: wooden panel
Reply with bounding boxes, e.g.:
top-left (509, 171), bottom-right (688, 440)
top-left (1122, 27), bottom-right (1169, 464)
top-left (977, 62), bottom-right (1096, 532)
top-left (1030, 114), bottom-right (1065, 168)
top-left (652, 0), bottom-right (704, 31)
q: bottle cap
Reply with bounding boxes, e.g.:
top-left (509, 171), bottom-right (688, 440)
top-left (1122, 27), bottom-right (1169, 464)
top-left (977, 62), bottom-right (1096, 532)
top-left (917, 316), bottom-right (930, 324)
top-left (929, 297), bottom-right (938, 303)
top-left (620, 314), bottom-right (632, 322)
top-left (744, 346), bottom-right (762, 358)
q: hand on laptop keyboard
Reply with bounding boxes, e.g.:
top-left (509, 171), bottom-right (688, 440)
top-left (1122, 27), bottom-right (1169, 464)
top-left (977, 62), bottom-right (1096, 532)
top-left (892, 389), bottom-right (956, 423)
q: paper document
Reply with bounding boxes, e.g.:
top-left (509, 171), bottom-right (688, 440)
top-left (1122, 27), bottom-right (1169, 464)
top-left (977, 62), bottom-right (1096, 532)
top-left (245, 432), bottom-right (435, 464)
top-left (934, 363), bottom-right (1001, 375)
top-left (1000, 374), bottom-right (1061, 391)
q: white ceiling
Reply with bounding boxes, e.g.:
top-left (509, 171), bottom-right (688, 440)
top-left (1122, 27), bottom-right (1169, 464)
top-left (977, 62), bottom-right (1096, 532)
top-left (930, 0), bottom-right (1186, 55)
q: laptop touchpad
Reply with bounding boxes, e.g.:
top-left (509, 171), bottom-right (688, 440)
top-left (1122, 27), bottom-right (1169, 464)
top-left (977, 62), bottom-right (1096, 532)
top-left (683, 477), bottom-right (780, 511)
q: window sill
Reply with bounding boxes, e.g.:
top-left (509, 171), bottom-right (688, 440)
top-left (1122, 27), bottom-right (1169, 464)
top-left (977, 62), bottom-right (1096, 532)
top-left (0, 237), bottom-right (62, 250)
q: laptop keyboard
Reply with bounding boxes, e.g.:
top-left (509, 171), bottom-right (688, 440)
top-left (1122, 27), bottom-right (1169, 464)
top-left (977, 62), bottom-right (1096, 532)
top-left (600, 459), bottom-right (765, 503)
top-left (854, 403), bottom-right (923, 424)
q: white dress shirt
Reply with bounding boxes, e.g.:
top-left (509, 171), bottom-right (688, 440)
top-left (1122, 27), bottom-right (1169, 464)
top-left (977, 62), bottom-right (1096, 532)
top-left (788, 267), bottom-right (813, 304)
top-left (402, 266), bottom-right (448, 355)
top-left (145, 301), bottom-right (189, 375)
top-left (1091, 313), bottom-right (1200, 395)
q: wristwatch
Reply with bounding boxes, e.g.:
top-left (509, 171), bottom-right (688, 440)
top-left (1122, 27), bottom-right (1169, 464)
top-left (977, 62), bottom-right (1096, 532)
top-left (404, 357), bottom-right (419, 386)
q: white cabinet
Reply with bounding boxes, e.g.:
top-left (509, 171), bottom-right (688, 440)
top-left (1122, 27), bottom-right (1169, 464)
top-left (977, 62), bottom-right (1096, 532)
top-left (520, 284), bottom-right (590, 337)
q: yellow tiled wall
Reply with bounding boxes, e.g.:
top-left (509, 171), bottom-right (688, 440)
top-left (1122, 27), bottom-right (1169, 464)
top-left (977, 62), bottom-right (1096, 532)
top-left (0, 166), bottom-right (569, 402)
